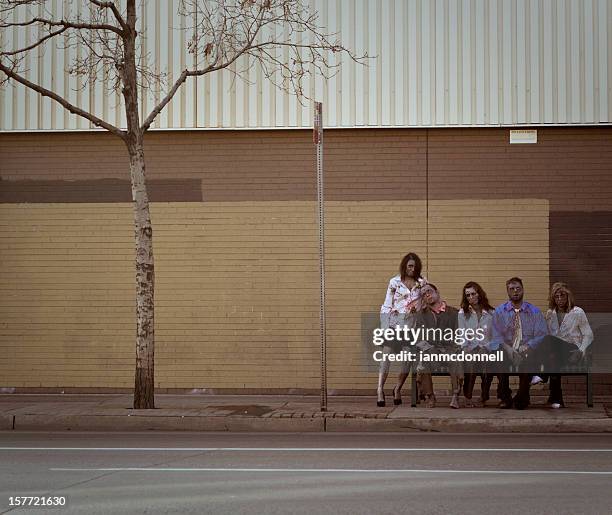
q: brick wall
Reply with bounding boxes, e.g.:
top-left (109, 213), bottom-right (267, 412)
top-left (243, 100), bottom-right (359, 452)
top-left (1, 127), bottom-right (611, 393)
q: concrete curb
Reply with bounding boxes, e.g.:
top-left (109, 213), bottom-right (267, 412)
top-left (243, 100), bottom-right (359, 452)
top-left (11, 414), bottom-right (324, 432)
top-left (8, 414), bottom-right (612, 433)
top-left (1, 415), bottom-right (14, 430)
top-left (326, 417), bottom-right (612, 433)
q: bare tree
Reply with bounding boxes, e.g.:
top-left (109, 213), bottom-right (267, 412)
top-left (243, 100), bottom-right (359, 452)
top-left (0, 0), bottom-right (362, 408)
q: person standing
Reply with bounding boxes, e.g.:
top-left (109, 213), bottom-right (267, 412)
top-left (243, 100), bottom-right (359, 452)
top-left (489, 277), bottom-right (548, 409)
top-left (458, 282), bottom-right (494, 407)
top-left (415, 283), bottom-right (461, 408)
top-left (533, 282), bottom-right (594, 408)
top-left (377, 252), bottom-right (426, 407)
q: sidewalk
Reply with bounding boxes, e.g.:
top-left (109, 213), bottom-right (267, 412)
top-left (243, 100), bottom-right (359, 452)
top-left (1, 393), bottom-right (611, 433)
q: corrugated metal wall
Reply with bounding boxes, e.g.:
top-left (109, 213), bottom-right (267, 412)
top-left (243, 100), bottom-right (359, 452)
top-left (1, 0), bottom-right (611, 131)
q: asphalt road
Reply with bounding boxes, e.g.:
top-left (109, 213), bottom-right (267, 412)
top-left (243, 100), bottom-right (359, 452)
top-left (1, 432), bottom-right (612, 514)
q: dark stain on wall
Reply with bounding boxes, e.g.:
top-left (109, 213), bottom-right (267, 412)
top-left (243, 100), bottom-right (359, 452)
top-left (549, 211), bottom-right (612, 312)
top-left (0, 178), bottom-right (203, 203)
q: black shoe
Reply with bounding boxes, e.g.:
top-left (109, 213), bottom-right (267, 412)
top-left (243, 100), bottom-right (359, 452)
top-left (392, 386), bottom-right (402, 405)
top-left (513, 396), bottom-right (530, 410)
top-left (377, 390), bottom-right (386, 407)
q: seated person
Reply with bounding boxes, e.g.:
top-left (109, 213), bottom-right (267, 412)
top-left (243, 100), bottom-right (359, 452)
top-left (489, 277), bottom-right (548, 410)
top-left (458, 281), bottom-right (495, 407)
top-left (415, 283), bottom-right (462, 409)
top-left (531, 282), bottom-right (593, 408)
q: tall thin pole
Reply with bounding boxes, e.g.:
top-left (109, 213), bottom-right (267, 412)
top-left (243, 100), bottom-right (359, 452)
top-left (314, 102), bottom-right (327, 412)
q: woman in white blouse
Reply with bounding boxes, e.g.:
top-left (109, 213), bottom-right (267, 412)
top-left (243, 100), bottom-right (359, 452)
top-left (377, 252), bottom-right (426, 407)
top-left (536, 282), bottom-right (594, 408)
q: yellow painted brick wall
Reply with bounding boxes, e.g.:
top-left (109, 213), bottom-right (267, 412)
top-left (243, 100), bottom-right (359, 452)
top-left (324, 201), bottom-right (427, 391)
top-left (0, 199), bottom-right (549, 390)
top-left (0, 202), bottom-right (321, 389)
top-left (427, 199), bottom-right (550, 308)
top-left (325, 199), bottom-right (549, 390)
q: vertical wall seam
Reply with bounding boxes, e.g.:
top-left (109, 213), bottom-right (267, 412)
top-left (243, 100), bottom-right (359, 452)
top-left (579, 0), bottom-right (586, 122)
top-left (444, 0), bottom-right (450, 125)
top-left (511, 0), bottom-right (517, 124)
top-left (484, 0), bottom-right (490, 123)
top-left (589, 0), bottom-right (596, 121)
top-left (417, 0), bottom-right (422, 125)
top-left (430, 0), bottom-right (436, 125)
top-left (376, 0), bottom-right (383, 125)
top-left (404, 0), bottom-right (410, 124)
top-left (498, 0), bottom-right (504, 124)
top-left (608, 0), bottom-right (612, 119)
top-left (538, 0), bottom-right (544, 122)
top-left (566, 0), bottom-right (572, 122)
top-left (525, 0), bottom-right (531, 124)
top-left (456, 0), bottom-right (462, 124)
top-left (470, 0), bottom-right (476, 124)
top-left (425, 128), bottom-right (429, 276)
top-left (552, 0), bottom-right (558, 123)
top-left (334, 0), bottom-right (341, 126)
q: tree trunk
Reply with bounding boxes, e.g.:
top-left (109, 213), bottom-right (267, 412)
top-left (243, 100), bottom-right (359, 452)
top-left (123, 0), bottom-right (154, 409)
top-left (128, 141), bottom-right (155, 409)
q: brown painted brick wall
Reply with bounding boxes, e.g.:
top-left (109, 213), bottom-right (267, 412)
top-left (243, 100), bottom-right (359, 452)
top-left (0, 129), bottom-right (427, 202)
top-left (2, 128), bottom-right (610, 208)
top-left (427, 127), bottom-right (612, 212)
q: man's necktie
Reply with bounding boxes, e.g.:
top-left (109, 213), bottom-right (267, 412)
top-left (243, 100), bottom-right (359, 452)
top-left (513, 309), bottom-right (521, 350)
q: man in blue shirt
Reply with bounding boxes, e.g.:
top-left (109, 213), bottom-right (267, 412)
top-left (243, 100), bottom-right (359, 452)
top-left (489, 277), bottom-right (548, 409)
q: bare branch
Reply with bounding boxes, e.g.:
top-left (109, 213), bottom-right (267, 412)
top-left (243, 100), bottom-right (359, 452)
top-left (0, 16), bottom-right (123, 37)
top-left (180, 0), bottom-right (368, 88)
top-left (140, 69), bottom-right (189, 132)
top-left (143, 1), bottom-right (269, 131)
top-left (1, 25), bottom-right (67, 55)
top-left (87, 0), bottom-right (127, 30)
top-left (0, 60), bottom-right (126, 139)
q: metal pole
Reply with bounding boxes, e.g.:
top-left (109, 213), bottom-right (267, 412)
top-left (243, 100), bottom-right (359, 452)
top-left (314, 102), bottom-right (327, 412)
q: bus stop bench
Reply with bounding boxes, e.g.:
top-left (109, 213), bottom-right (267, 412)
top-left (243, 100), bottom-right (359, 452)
top-left (410, 371), bottom-right (593, 408)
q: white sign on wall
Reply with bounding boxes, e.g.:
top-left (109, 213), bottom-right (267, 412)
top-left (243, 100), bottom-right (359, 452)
top-left (510, 130), bottom-right (538, 144)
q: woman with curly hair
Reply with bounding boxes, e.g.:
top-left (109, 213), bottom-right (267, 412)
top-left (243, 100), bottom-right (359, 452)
top-left (458, 281), bottom-right (494, 407)
top-left (532, 282), bottom-right (593, 408)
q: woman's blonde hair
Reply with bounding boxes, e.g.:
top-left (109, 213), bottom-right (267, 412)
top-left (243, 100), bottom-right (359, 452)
top-left (549, 282), bottom-right (575, 311)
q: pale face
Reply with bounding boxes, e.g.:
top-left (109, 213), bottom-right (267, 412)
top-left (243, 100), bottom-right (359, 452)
top-left (507, 281), bottom-right (524, 303)
top-left (554, 289), bottom-right (569, 310)
top-left (422, 285), bottom-right (440, 306)
top-left (465, 286), bottom-right (480, 307)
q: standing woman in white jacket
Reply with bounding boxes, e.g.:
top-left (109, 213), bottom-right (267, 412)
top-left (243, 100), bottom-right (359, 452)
top-left (377, 253), bottom-right (426, 407)
top-left (538, 282), bottom-right (594, 408)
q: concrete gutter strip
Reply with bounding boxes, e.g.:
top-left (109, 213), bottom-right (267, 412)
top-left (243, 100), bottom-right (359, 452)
top-left (11, 414), bottom-right (325, 432)
top-left (7, 413), bottom-right (612, 433)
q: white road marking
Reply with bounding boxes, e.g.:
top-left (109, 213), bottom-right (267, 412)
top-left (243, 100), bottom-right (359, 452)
top-left (2, 447), bottom-right (612, 452)
top-left (49, 467), bottom-right (612, 475)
